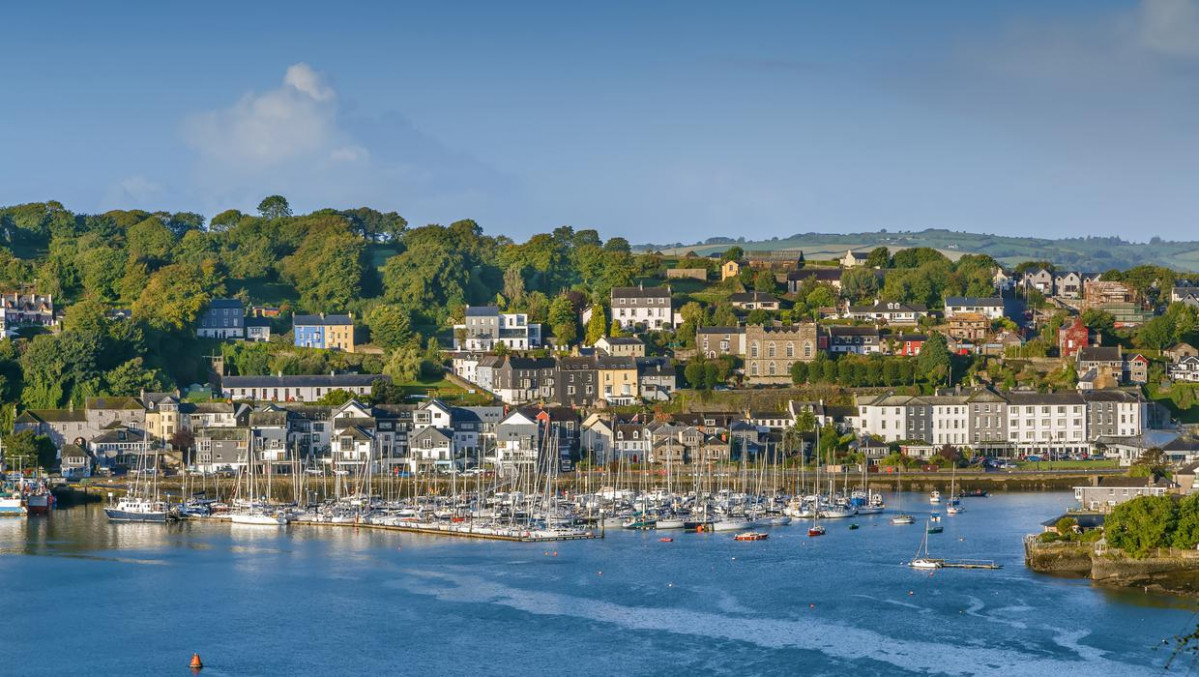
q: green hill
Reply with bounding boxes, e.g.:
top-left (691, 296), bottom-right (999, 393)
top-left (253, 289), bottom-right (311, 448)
top-left (646, 228), bottom-right (1199, 272)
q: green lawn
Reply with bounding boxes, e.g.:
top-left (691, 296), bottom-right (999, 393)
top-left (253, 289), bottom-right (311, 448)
top-left (398, 375), bottom-right (495, 406)
top-left (1145, 383), bottom-right (1199, 424)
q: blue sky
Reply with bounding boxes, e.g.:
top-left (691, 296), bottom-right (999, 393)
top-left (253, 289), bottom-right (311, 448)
top-left (2, 0), bottom-right (1198, 243)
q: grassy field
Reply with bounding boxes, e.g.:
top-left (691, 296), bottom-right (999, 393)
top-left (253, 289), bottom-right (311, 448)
top-left (398, 375), bottom-right (494, 406)
top-left (1145, 383), bottom-right (1199, 424)
top-left (648, 228), bottom-right (1199, 272)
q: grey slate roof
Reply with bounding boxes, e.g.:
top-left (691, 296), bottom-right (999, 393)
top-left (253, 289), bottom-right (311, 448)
top-left (223, 374), bottom-right (387, 388)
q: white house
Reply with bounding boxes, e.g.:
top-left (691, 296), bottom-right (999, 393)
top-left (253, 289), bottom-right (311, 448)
top-left (611, 285), bottom-right (674, 331)
top-left (944, 297), bottom-right (1005, 321)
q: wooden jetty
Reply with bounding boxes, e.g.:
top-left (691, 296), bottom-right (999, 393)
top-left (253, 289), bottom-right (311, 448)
top-left (939, 559), bottom-right (1002, 570)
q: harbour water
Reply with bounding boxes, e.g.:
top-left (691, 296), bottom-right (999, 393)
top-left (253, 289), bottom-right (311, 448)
top-left (2, 491), bottom-right (1194, 676)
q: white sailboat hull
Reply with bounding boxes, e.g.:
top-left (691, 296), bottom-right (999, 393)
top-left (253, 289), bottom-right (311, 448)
top-left (231, 512), bottom-right (289, 526)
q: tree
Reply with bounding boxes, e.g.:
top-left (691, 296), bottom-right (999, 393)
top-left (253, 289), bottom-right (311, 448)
top-left (548, 293), bottom-right (579, 347)
top-left (1129, 447), bottom-right (1170, 479)
top-left (790, 361), bottom-right (809, 385)
top-left (279, 216), bottom-right (363, 313)
top-left (753, 269), bottom-right (777, 293)
top-left (584, 305), bottom-right (607, 345)
top-left (866, 246), bottom-right (891, 268)
top-left (383, 346), bottom-right (422, 384)
top-left (1106, 495), bottom-right (1177, 558)
top-left (3, 430), bottom-right (56, 470)
top-left (366, 305), bottom-right (412, 351)
top-left (316, 389), bottom-right (354, 406)
top-left (133, 263), bottom-right (211, 332)
top-left (257, 195), bottom-right (292, 220)
top-left (503, 265), bottom-right (526, 305)
top-left (1081, 309), bottom-right (1116, 339)
top-left (917, 333), bottom-right (952, 385)
top-left (684, 360), bottom-right (710, 390)
top-left (841, 268), bottom-right (880, 301)
top-left (105, 357), bottom-right (170, 397)
top-left (721, 246), bottom-right (744, 263)
top-left (169, 429), bottom-right (195, 455)
top-left (62, 296), bottom-right (108, 334)
top-left (1174, 494), bottom-right (1199, 549)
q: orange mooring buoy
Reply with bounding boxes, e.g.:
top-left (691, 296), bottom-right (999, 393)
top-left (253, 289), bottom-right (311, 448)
top-left (190, 653), bottom-right (203, 670)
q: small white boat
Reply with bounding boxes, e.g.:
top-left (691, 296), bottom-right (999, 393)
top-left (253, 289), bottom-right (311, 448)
top-left (929, 491), bottom-right (942, 504)
top-left (909, 558), bottom-right (943, 570)
top-left (656, 518), bottom-right (686, 530)
top-left (890, 514), bottom-right (915, 525)
top-left (711, 518), bottom-right (751, 532)
top-left (819, 504), bottom-right (856, 519)
top-left (231, 510), bottom-right (288, 526)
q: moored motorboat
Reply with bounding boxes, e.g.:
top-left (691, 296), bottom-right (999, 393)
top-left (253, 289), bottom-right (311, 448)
top-left (733, 531), bottom-right (769, 541)
top-left (808, 525), bottom-right (826, 537)
top-left (105, 498), bottom-right (176, 523)
top-left (929, 490), bottom-right (942, 504)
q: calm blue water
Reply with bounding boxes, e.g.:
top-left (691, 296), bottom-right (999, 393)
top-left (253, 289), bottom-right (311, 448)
top-left (1, 492), bottom-right (1194, 676)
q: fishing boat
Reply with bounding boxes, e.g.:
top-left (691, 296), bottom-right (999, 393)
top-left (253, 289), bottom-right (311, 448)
top-left (907, 525), bottom-right (944, 569)
top-left (808, 524), bottom-right (826, 537)
top-left (929, 490), bottom-right (942, 504)
top-left (0, 485), bottom-right (26, 517)
top-left (105, 448), bottom-right (177, 523)
top-left (105, 497), bottom-right (176, 523)
top-left (734, 531), bottom-right (769, 541)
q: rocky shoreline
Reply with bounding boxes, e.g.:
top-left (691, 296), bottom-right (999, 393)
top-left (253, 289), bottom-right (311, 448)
top-left (1025, 538), bottom-right (1199, 597)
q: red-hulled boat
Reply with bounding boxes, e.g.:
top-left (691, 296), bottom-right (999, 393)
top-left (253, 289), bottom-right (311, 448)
top-left (808, 525), bottom-right (826, 537)
top-left (733, 531), bottom-right (769, 542)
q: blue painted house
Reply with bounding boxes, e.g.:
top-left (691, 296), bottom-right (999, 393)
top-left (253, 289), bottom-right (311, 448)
top-left (293, 313), bottom-right (356, 352)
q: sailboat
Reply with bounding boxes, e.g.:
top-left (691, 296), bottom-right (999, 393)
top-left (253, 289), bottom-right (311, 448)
top-left (907, 523), bottom-right (944, 569)
top-left (945, 464), bottom-right (964, 515)
top-left (889, 465), bottom-right (914, 525)
top-left (230, 444), bottom-right (288, 526)
top-left (105, 446), bottom-right (177, 523)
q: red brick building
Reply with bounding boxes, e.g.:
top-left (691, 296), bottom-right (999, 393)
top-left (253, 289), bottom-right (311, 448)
top-left (1058, 317), bottom-right (1090, 358)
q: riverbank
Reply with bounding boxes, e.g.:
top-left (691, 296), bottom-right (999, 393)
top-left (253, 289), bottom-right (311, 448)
top-left (1025, 537), bottom-right (1199, 597)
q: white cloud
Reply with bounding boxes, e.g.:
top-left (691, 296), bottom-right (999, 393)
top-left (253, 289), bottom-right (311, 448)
top-left (183, 62), bottom-right (346, 169)
top-left (283, 62), bottom-right (335, 101)
top-left (1137, 0), bottom-right (1199, 57)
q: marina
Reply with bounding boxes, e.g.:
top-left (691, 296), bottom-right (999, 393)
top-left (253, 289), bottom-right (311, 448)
top-left (0, 491), bottom-right (1187, 676)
